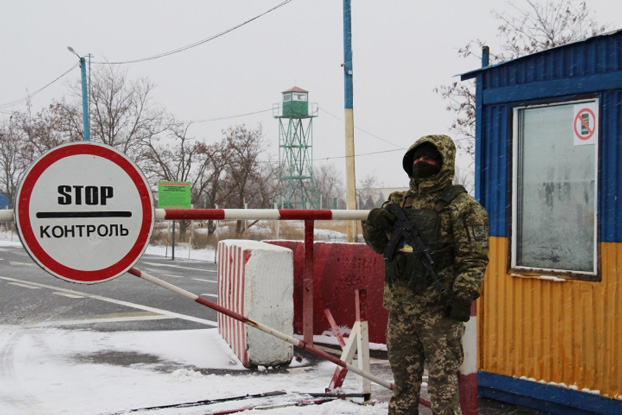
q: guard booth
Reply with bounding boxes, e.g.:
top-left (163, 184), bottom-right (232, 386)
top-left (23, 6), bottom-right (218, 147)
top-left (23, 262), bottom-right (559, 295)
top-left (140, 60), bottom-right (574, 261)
top-left (461, 30), bottom-right (622, 414)
top-left (281, 86), bottom-right (309, 117)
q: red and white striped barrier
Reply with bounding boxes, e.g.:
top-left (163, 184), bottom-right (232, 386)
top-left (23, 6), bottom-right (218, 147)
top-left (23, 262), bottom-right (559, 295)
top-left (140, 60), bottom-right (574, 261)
top-left (0, 208), bottom-right (369, 222)
top-left (155, 208), bottom-right (368, 221)
top-left (459, 302), bottom-right (479, 415)
top-left (217, 240), bottom-right (294, 368)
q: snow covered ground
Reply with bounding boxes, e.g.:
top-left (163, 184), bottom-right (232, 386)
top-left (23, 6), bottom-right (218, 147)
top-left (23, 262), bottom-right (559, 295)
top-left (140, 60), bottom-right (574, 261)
top-left (0, 233), bottom-right (393, 415)
top-left (0, 326), bottom-right (391, 415)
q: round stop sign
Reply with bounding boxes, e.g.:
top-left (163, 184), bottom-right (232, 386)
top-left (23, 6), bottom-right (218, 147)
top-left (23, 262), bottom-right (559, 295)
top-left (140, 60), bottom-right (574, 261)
top-left (14, 142), bottom-right (155, 283)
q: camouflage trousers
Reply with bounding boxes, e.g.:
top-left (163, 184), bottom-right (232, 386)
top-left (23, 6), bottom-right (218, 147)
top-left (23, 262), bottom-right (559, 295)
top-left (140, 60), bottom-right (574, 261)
top-left (386, 309), bottom-right (465, 415)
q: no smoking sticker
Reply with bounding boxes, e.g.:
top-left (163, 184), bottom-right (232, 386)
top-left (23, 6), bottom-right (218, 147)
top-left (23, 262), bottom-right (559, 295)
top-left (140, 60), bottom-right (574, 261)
top-left (573, 103), bottom-right (598, 146)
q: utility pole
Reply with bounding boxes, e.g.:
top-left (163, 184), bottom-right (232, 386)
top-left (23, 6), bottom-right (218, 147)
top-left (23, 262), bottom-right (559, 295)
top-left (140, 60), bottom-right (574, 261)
top-left (67, 46), bottom-right (90, 141)
top-left (343, 0), bottom-right (357, 242)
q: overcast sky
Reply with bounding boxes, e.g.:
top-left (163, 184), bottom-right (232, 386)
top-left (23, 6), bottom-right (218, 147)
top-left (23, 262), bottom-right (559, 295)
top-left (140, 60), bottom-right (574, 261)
top-left (2, 0), bottom-right (621, 189)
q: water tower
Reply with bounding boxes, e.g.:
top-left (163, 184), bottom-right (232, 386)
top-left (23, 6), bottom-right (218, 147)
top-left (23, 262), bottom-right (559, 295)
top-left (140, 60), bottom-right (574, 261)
top-left (273, 86), bottom-right (320, 208)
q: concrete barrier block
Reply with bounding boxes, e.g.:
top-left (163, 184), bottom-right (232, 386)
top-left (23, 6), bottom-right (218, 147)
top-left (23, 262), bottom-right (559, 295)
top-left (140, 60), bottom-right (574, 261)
top-left (217, 240), bottom-right (294, 368)
top-left (265, 241), bottom-right (387, 344)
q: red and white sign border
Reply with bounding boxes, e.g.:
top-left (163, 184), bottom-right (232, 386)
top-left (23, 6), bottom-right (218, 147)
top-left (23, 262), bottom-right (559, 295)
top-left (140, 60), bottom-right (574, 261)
top-left (15, 142), bottom-right (155, 283)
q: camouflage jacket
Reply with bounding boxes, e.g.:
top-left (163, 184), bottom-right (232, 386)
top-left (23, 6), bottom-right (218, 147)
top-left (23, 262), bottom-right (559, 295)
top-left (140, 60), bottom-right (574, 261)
top-left (362, 134), bottom-right (489, 315)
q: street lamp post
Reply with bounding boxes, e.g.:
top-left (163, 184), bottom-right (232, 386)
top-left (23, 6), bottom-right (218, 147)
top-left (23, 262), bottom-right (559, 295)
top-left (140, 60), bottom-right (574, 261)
top-left (67, 46), bottom-right (90, 141)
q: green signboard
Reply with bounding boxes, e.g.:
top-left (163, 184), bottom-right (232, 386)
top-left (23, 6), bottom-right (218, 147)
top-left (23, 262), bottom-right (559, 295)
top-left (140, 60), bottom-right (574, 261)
top-left (157, 181), bottom-right (191, 209)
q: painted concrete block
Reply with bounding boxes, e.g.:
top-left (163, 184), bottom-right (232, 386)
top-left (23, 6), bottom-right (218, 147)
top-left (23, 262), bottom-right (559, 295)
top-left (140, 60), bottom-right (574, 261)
top-left (217, 240), bottom-right (294, 368)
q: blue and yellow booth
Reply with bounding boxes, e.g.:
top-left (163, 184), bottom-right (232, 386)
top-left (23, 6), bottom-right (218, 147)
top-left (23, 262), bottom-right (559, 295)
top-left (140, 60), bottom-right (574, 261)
top-left (461, 30), bottom-right (622, 415)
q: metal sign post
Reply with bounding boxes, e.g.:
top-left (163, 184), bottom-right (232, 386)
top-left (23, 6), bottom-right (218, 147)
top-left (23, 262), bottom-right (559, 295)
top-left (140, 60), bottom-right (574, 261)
top-left (158, 181), bottom-right (191, 261)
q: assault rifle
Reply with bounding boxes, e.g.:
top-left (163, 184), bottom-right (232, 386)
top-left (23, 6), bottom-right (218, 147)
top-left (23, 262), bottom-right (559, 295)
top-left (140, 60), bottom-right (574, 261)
top-left (382, 202), bottom-right (450, 298)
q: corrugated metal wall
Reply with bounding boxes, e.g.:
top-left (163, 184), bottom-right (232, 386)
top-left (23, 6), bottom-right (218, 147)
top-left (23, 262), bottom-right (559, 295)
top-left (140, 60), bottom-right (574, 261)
top-left (600, 90), bottom-right (622, 242)
top-left (480, 105), bottom-right (509, 237)
top-left (481, 238), bottom-right (622, 399)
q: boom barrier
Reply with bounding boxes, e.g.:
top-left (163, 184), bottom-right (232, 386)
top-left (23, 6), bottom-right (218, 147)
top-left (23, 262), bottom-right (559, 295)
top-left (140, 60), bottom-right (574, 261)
top-left (1, 208), bottom-right (370, 222)
top-left (155, 208), bottom-right (368, 221)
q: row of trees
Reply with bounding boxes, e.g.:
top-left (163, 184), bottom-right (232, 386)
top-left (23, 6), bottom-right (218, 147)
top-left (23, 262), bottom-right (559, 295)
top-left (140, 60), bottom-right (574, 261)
top-left (0, 65), bottom-right (351, 235)
top-left (0, 67), bottom-right (279, 235)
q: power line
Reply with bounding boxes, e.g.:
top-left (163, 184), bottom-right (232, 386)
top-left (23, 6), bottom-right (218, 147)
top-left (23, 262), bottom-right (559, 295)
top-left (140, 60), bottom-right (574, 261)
top-left (0, 63), bottom-right (79, 109)
top-left (316, 107), bottom-right (406, 160)
top-left (184, 108), bottom-right (272, 124)
top-left (1, 1), bottom-right (292, 112)
top-left (181, 107), bottom-right (406, 161)
top-left (319, 107), bottom-right (403, 149)
top-left (96, 0), bottom-right (292, 65)
top-left (314, 147), bottom-right (405, 162)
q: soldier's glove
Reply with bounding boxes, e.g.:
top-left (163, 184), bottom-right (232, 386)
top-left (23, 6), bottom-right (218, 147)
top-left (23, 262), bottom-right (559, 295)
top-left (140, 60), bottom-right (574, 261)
top-left (446, 297), bottom-right (472, 322)
top-left (366, 208), bottom-right (396, 232)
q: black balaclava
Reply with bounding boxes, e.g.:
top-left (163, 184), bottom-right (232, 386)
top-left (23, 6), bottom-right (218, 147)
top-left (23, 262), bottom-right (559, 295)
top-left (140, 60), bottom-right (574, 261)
top-left (409, 142), bottom-right (442, 178)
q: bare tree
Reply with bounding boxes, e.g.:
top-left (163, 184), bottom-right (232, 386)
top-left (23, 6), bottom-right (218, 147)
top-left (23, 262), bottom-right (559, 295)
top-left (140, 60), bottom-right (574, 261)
top-left (12, 100), bottom-right (82, 158)
top-left (217, 124), bottom-right (278, 235)
top-left (314, 164), bottom-right (345, 209)
top-left (142, 122), bottom-right (230, 236)
top-left (0, 66), bottom-right (177, 213)
top-left (434, 82), bottom-right (476, 157)
top-left (83, 65), bottom-right (171, 164)
top-left (0, 117), bottom-right (28, 207)
top-left (491, 0), bottom-right (607, 61)
top-left (142, 123), bottom-right (198, 183)
top-left (454, 163), bottom-right (475, 195)
top-left (435, 0), bottom-right (608, 163)
top-left (9, 66), bottom-right (173, 170)
top-left (1, 69), bottom-right (282, 238)
top-left (196, 139), bottom-right (231, 234)
top-left (0, 99), bottom-right (85, 208)
top-left (357, 174), bottom-right (384, 209)
top-left (144, 123), bottom-right (278, 236)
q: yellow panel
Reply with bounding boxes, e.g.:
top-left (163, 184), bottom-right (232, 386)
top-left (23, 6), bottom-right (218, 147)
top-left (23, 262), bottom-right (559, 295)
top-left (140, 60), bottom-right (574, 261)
top-left (480, 237), bottom-right (622, 400)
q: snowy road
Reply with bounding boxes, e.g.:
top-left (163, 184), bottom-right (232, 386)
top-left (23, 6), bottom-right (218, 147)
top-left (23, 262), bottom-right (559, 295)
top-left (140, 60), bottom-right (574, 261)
top-left (0, 240), bottom-right (394, 414)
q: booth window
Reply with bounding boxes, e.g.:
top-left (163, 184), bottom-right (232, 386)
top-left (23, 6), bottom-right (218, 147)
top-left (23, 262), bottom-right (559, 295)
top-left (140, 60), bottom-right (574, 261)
top-left (512, 100), bottom-right (598, 277)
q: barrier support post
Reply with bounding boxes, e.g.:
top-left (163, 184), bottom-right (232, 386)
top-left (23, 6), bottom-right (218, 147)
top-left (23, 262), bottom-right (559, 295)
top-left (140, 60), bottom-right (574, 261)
top-left (355, 289), bottom-right (371, 399)
top-left (325, 309), bottom-right (349, 392)
top-left (303, 219), bottom-right (314, 345)
top-left (459, 301), bottom-right (479, 415)
top-left (324, 289), bottom-right (371, 400)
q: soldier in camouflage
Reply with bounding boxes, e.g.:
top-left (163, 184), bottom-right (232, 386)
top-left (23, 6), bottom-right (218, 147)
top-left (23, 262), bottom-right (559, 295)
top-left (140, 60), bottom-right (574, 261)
top-left (362, 134), bottom-right (489, 415)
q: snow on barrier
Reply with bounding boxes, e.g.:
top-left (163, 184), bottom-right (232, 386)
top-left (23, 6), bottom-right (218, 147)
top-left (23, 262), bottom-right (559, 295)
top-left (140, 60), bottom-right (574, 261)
top-left (217, 239), bottom-right (294, 368)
